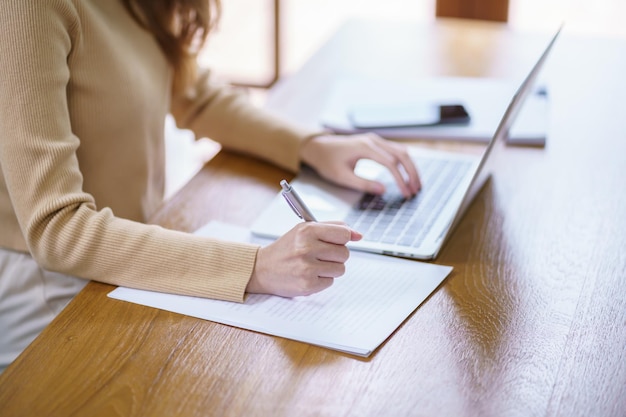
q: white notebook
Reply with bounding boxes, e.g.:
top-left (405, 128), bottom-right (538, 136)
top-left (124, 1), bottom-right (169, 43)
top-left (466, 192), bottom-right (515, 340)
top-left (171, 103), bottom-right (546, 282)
top-left (108, 221), bottom-right (453, 357)
top-left (319, 75), bottom-right (549, 146)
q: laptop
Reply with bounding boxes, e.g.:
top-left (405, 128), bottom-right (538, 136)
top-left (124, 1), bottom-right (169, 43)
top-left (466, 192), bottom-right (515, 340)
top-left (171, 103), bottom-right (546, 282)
top-left (251, 26), bottom-right (562, 260)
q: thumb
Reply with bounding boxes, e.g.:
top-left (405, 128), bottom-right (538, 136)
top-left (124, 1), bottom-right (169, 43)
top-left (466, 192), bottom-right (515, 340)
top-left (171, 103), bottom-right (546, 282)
top-left (332, 171), bottom-right (386, 195)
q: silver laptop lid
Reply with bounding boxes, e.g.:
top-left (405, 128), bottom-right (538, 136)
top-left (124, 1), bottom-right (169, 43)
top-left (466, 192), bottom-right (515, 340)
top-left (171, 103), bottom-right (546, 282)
top-left (438, 25), bottom-right (563, 249)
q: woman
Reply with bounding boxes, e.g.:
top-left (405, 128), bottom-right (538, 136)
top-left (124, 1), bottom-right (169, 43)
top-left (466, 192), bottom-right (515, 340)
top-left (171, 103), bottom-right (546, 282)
top-left (0, 0), bottom-right (420, 372)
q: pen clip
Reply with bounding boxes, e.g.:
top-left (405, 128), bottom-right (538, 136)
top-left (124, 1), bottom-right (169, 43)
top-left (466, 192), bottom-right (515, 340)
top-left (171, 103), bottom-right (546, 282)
top-left (281, 192), bottom-right (304, 220)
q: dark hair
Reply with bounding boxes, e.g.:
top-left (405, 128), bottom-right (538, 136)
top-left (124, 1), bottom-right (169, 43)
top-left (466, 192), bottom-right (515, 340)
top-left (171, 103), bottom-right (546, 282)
top-left (122, 0), bottom-right (221, 92)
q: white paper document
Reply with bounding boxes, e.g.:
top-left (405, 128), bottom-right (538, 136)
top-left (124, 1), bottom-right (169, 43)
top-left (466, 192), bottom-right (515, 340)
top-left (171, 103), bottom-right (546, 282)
top-left (108, 222), bottom-right (453, 357)
top-left (319, 76), bottom-right (549, 146)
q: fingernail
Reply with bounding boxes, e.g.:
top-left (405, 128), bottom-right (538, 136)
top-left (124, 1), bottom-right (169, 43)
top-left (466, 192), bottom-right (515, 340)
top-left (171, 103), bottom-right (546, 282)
top-left (370, 183), bottom-right (385, 194)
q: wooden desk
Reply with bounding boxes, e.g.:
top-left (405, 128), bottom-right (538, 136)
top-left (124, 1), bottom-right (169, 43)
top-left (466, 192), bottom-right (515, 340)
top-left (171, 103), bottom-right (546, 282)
top-left (1, 19), bottom-right (625, 417)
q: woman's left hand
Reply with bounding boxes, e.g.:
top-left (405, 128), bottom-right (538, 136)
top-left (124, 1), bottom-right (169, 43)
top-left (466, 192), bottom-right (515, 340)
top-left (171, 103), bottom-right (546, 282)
top-left (299, 133), bottom-right (421, 198)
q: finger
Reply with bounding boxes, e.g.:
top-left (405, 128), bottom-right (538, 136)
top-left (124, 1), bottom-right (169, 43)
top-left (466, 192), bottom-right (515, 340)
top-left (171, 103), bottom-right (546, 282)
top-left (322, 221), bottom-right (363, 241)
top-left (366, 145), bottom-right (414, 197)
top-left (329, 169), bottom-right (387, 195)
top-left (342, 134), bottom-right (412, 197)
top-left (350, 228), bottom-right (363, 241)
top-left (313, 242), bottom-right (350, 264)
top-left (314, 260), bottom-right (347, 279)
top-left (312, 223), bottom-right (359, 245)
top-left (384, 143), bottom-right (422, 194)
top-left (301, 276), bottom-right (334, 296)
top-left (365, 135), bottom-right (421, 195)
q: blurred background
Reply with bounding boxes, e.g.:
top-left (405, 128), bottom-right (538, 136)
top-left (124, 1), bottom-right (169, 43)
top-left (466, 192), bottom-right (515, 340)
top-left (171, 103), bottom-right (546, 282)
top-left (165, 0), bottom-right (625, 197)
top-left (199, 0), bottom-right (626, 88)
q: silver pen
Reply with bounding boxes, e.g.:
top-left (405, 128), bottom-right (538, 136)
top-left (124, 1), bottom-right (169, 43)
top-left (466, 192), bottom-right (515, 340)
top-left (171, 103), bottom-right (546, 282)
top-left (280, 180), bottom-right (317, 222)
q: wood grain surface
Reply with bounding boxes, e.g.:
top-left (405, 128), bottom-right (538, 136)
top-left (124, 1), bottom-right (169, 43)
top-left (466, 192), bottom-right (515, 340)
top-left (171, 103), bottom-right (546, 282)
top-left (0, 19), bottom-right (624, 417)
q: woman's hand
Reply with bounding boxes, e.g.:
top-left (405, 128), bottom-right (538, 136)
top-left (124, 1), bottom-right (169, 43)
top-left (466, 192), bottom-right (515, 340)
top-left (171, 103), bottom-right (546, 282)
top-left (246, 222), bottom-right (362, 298)
top-left (299, 133), bottom-right (421, 198)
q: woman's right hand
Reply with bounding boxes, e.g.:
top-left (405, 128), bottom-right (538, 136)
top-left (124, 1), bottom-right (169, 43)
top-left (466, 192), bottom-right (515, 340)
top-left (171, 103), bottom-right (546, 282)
top-left (246, 222), bottom-right (362, 298)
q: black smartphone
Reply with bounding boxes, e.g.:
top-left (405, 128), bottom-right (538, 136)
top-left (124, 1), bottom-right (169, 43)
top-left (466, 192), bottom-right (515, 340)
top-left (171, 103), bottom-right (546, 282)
top-left (348, 102), bottom-right (470, 129)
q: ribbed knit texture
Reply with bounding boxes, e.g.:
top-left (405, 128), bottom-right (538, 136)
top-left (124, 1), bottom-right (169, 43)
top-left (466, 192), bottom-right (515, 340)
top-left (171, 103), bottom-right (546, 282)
top-left (0, 0), bottom-right (314, 302)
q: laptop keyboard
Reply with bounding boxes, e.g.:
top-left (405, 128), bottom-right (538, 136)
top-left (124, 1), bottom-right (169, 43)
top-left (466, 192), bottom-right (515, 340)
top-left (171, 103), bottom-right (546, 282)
top-left (344, 157), bottom-right (472, 248)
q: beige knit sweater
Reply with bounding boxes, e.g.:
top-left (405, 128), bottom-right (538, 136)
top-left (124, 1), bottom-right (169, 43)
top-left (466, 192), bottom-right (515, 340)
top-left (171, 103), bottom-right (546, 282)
top-left (0, 0), bottom-right (314, 302)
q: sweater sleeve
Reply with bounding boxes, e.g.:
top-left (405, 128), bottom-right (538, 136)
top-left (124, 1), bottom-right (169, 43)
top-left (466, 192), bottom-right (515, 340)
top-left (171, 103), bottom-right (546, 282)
top-left (0, 0), bottom-right (255, 302)
top-left (169, 68), bottom-right (320, 173)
